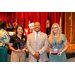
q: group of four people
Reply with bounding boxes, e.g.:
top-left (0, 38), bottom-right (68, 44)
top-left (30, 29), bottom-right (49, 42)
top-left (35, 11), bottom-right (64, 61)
top-left (0, 21), bottom-right (68, 62)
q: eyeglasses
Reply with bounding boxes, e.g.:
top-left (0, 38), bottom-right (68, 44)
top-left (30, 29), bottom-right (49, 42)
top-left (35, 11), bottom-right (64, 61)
top-left (52, 27), bottom-right (58, 29)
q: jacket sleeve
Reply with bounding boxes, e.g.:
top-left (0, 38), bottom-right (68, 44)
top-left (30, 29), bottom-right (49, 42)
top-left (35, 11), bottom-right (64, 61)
top-left (38, 34), bottom-right (49, 55)
top-left (27, 35), bottom-right (35, 55)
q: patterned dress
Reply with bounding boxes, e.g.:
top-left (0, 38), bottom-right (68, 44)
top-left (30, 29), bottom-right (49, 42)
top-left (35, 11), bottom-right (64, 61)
top-left (0, 29), bottom-right (9, 62)
top-left (49, 34), bottom-right (67, 62)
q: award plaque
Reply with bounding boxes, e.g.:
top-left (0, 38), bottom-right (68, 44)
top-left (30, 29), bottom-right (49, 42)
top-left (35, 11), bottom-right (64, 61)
top-left (51, 45), bottom-right (60, 55)
top-left (17, 41), bottom-right (26, 50)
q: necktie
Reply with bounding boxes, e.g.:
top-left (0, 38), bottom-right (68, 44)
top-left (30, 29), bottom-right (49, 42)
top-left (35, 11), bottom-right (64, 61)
top-left (36, 32), bottom-right (39, 62)
top-left (36, 32), bottom-right (38, 44)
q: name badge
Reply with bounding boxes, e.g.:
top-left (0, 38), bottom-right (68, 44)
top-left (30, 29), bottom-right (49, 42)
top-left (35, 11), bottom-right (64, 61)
top-left (54, 48), bottom-right (58, 53)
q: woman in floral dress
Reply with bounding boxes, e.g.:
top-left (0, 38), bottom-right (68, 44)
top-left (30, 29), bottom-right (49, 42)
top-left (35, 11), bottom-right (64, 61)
top-left (0, 21), bottom-right (9, 62)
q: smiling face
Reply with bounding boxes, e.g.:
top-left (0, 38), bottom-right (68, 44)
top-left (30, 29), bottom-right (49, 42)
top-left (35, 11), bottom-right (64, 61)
top-left (34, 22), bottom-right (41, 32)
top-left (17, 27), bottom-right (23, 35)
top-left (52, 25), bottom-right (58, 34)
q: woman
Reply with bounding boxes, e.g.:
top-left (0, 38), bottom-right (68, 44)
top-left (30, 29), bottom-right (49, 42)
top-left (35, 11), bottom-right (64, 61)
top-left (0, 20), bottom-right (9, 62)
top-left (9, 25), bottom-right (27, 62)
top-left (49, 23), bottom-right (68, 62)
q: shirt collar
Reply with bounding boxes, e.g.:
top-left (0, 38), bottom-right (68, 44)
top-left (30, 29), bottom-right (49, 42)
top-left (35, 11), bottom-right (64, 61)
top-left (34, 31), bottom-right (41, 34)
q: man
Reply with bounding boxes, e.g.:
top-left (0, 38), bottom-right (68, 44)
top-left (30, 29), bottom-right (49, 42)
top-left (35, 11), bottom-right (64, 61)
top-left (27, 22), bottom-right (49, 62)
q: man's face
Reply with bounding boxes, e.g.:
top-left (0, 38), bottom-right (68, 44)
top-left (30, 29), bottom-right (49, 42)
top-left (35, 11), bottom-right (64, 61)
top-left (34, 22), bottom-right (41, 32)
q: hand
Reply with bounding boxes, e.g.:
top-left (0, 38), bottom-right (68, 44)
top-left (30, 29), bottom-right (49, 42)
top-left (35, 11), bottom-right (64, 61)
top-left (57, 52), bottom-right (62, 56)
top-left (50, 51), bottom-right (52, 55)
top-left (15, 49), bottom-right (22, 53)
top-left (33, 52), bottom-right (40, 60)
top-left (21, 48), bottom-right (26, 53)
top-left (33, 54), bottom-right (40, 60)
top-left (35, 52), bottom-right (39, 57)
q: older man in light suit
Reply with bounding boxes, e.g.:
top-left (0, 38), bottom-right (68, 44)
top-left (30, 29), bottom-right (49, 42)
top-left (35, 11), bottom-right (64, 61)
top-left (27, 22), bottom-right (49, 62)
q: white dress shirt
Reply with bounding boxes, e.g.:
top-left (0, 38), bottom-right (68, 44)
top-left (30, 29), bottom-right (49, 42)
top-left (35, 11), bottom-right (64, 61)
top-left (34, 31), bottom-right (41, 42)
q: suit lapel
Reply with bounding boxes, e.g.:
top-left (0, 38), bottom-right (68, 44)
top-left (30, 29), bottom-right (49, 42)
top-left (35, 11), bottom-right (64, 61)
top-left (33, 32), bottom-right (37, 46)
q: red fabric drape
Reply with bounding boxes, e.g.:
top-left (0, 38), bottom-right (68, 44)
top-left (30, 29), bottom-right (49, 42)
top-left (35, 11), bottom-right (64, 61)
top-left (25, 12), bottom-right (29, 28)
top-left (30, 12), bottom-right (33, 23)
top-left (0, 12), bottom-right (2, 20)
top-left (33, 12), bottom-right (36, 23)
top-left (13, 12), bottom-right (16, 22)
top-left (50, 12), bottom-right (54, 25)
top-left (11, 12), bottom-right (14, 23)
top-left (0, 12), bottom-right (65, 33)
top-left (41, 12), bottom-right (46, 33)
top-left (4, 12), bottom-right (7, 24)
top-left (46, 12), bottom-right (48, 22)
top-left (21, 12), bottom-right (24, 26)
top-left (2, 12), bottom-right (4, 20)
top-left (18, 12), bottom-right (21, 25)
top-left (9, 12), bottom-right (11, 22)
top-left (36, 12), bottom-right (41, 22)
top-left (56, 12), bottom-right (60, 24)
top-left (54, 12), bottom-right (56, 23)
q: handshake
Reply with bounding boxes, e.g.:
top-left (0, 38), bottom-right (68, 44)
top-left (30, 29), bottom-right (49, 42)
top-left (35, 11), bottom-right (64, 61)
top-left (33, 52), bottom-right (40, 60)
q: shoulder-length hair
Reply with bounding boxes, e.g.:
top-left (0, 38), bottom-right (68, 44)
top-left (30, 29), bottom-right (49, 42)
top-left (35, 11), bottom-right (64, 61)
top-left (49, 23), bottom-right (61, 45)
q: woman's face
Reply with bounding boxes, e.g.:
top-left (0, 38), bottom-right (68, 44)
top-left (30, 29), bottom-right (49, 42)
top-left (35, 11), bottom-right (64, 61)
top-left (17, 27), bottom-right (23, 35)
top-left (52, 25), bottom-right (58, 34)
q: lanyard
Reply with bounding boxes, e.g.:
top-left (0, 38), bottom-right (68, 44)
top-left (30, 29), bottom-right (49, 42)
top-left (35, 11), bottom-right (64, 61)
top-left (51, 37), bottom-right (60, 49)
top-left (54, 37), bottom-right (57, 46)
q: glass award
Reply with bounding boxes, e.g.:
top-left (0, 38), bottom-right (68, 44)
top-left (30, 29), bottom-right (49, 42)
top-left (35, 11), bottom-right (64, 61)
top-left (17, 41), bottom-right (26, 50)
top-left (51, 45), bottom-right (60, 55)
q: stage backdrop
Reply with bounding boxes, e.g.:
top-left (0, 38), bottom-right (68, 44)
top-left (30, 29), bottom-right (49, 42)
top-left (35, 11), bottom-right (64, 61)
top-left (0, 12), bottom-right (65, 33)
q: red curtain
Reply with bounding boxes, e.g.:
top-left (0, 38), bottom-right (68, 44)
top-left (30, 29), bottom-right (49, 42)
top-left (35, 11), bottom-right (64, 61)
top-left (18, 12), bottom-right (21, 25)
top-left (0, 12), bottom-right (65, 33)
top-left (56, 12), bottom-right (60, 24)
top-left (36, 12), bottom-right (41, 22)
top-left (25, 12), bottom-right (29, 28)
top-left (4, 12), bottom-right (7, 24)
top-left (40, 12), bottom-right (46, 33)
top-left (21, 12), bottom-right (24, 26)
top-left (30, 12), bottom-right (33, 23)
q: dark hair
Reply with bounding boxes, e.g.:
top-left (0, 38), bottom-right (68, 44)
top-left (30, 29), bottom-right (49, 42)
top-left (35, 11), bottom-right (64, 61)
top-left (16, 25), bottom-right (24, 35)
top-left (0, 20), bottom-right (7, 30)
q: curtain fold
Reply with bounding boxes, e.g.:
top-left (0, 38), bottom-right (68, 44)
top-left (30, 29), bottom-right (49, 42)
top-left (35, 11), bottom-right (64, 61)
top-left (0, 12), bottom-right (65, 33)
top-left (18, 12), bottom-right (21, 25)
top-left (4, 12), bottom-right (7, 24)
top-left (25, 12), bottom-right (29, 28)
top-left (37, 12), bottom-right (41, 22)
top-left (30, 12), bottom-right (33, 23)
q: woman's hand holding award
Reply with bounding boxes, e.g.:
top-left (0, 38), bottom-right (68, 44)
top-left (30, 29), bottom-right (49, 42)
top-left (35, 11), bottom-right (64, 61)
top-left (51, 45), bottom-right (60, 55)
top-left (17, 41), bottom-right (27, 52)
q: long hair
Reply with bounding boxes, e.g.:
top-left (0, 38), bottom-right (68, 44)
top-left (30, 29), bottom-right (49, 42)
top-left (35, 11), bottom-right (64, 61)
top-left (49, 23), bottom-right (61, 45)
